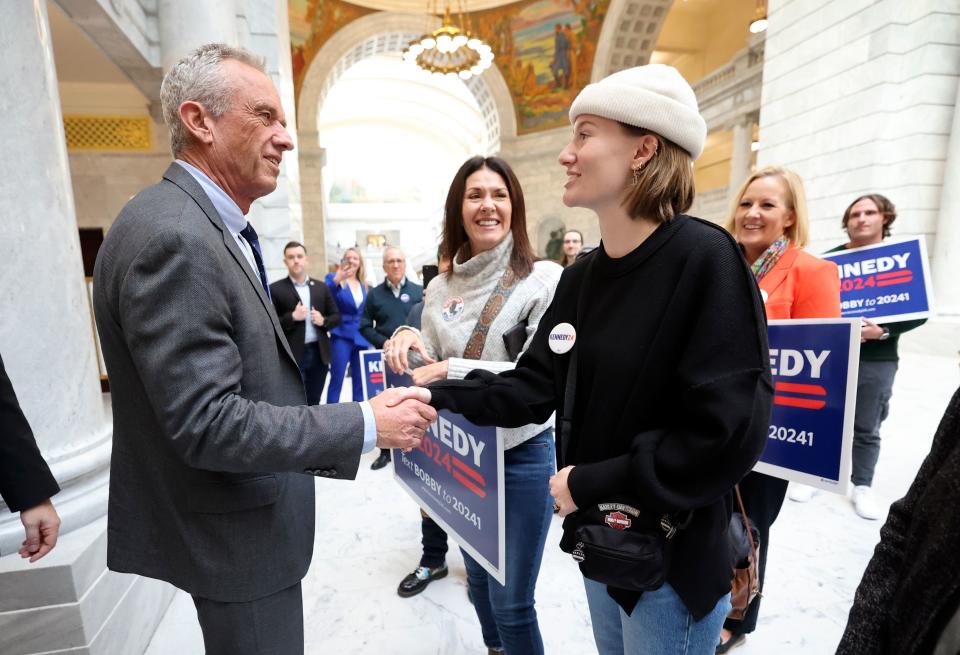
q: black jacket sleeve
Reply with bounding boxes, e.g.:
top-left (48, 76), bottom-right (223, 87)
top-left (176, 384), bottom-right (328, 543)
top-left (884, 317), bottom-right (926, 336)
top-left (270, 281), bottom-right (297, 334)
top-left (0, 354), bottom-right (60, 512)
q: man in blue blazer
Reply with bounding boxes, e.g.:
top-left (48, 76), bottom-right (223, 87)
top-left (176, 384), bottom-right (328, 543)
top-left (92, 44), bottom-right (434, 654)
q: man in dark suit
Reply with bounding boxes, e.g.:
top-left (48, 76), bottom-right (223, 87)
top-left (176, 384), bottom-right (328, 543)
top-left (270, 241), bottom-right (339, 405)
top-left (92, 43), bottom-right (434, 654)
top-left (0, 353), bottom-right (61, 563)
top-left (361, 246), bottom-right (423, 470)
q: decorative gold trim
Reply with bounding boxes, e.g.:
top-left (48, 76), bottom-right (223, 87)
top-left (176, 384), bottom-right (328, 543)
top-left (64, 115), bottom-right (151, 151)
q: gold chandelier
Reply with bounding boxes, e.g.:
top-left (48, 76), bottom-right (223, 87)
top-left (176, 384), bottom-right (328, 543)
top-left (402, 3), bottom-right (494, 80)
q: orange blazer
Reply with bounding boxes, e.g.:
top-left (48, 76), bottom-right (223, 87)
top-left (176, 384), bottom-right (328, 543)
top-left (759, 246), bottom-right (841, 320)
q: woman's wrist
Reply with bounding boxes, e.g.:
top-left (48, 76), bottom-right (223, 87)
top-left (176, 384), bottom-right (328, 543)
top-left (390, 325), bottom-right (421, 340)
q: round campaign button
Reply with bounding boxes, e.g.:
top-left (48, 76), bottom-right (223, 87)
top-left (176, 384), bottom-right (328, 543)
top-left (548, 322), bottom-right (577, 354)
top-left (442, 296), bottom-right (464, 322)
top-left (400, 293), bottom-right (411, 303)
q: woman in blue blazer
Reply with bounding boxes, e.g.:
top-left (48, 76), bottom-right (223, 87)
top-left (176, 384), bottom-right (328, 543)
top-left (324, 247), bottom-right (371, 402)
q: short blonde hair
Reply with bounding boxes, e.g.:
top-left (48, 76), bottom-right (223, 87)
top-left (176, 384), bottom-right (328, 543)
top-left (621, 126), bottom-right (695, 223)
top-left (723, 166), bottom-right (810, 248)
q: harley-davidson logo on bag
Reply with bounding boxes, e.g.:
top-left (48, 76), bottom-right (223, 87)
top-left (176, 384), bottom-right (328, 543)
top-left (604, 511), bottom-right (632, 530)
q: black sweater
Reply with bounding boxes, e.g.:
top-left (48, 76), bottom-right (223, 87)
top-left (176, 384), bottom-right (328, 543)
top-left (428, 215), bottom-right (773, 619)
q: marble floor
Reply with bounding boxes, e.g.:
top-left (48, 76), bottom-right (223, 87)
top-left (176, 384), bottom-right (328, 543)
top-left (146, 349), bottom-right (959, 654)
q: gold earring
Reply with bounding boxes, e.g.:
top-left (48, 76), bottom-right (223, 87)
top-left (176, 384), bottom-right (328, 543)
top-left (631, 163), bottom-right (643, 186)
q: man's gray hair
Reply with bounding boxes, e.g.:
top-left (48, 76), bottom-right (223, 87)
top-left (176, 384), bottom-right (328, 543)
top-left (160, 43), bottom-right (266, 157)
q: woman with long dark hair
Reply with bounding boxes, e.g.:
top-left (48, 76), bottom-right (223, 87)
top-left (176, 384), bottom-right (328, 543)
top-left (384, 156), bottom-right (562, 654)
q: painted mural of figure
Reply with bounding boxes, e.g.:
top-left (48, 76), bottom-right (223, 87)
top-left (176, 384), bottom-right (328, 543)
top-left (522, 62), bottom-right (539, 96)
top-left (551, 24), bottom-right (571, 89)
top-left (563, 23), bottom-right (577, 88)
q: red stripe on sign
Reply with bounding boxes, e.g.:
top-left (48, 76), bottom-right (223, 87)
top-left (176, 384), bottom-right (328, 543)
top-left (453, 470), bottom-right (487, 498)
top-left (774, 396), bottom-right (826, 410)
top-left (370, 373), bottom-right (384, 383)
top-left (876, 270), bottom-right (912, 280)
top-left (774, 382), bottom-right (827, 396)
top-left (877, 276), bottom-right (912, 287)
top-left (452, 457), bottom-right (486, 485)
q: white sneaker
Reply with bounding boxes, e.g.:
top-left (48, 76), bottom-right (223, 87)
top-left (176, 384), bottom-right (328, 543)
top-left (788, 483), bottom-right (818, 502)
top-left (852, 485), bottom-right (882, 520)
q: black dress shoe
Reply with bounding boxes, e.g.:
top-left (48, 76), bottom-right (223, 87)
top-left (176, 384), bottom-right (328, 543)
top-left (397, 565), bottom-right (448, 598)
top-left (370, 450), bottom-right (391, 470)
top-left (716, 633), bottom-right (745, 653)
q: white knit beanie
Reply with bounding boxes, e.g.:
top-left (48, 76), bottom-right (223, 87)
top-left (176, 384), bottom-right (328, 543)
top-left (569, 64), bottom-right (707, 160)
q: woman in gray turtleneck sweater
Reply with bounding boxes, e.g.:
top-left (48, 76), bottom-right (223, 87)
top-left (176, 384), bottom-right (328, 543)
top-left (385, 156), bottom-right (561, 655)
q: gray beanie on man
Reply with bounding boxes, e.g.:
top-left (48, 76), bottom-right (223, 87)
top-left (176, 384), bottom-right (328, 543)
top-left (569, 64), bottom-right (707, 160)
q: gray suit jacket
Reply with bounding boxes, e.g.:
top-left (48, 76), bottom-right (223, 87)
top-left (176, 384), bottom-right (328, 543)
top-left (93, 163), bottom-right (364, 602)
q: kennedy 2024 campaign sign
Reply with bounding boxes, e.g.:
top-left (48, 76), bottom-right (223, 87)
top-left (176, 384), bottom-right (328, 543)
top-left (821, 237), bottom-right (933, 323)
top-left (396, 412), bottom-right (504, 584)
top-left (754, 319), bottom-right (860, 494)
top-left (358, 350), bottom-right (506, 584)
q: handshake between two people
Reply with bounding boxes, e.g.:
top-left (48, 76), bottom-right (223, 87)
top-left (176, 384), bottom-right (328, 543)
top-left (368, 386), bottom-right (436, 452)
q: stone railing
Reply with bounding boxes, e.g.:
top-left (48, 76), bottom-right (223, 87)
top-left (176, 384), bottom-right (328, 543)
top-left (692, 34), bottom-right (765, 130)
top-left (690, 186), bottom-right (731, 225)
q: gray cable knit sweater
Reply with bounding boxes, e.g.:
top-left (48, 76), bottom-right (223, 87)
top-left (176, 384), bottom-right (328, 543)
top-left (415, 233), bottom-right (561, 450)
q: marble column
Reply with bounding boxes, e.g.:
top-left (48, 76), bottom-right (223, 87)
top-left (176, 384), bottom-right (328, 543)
top-left (299, 131), bottom-right (330, 268)
top-left (728, 116), bottom-right (754, 194)
top-left (0, 3), bottom-right (175, 655)
top-left (158, 0), bottom-right (239, 71)
top-left (0, 0), bottom-right (110, 563)
top-left (932, 75), bottom-right (960, 316)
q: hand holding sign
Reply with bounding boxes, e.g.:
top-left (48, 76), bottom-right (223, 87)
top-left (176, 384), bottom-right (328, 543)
top-left (384, 329), bottom-right (436, 373)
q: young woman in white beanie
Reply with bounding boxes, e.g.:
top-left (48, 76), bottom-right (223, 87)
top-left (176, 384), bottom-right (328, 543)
top-left (418, 64), bottom-right (772, 654)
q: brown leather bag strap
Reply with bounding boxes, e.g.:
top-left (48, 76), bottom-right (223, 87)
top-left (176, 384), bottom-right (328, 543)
top-left (462, 267), bottom-right (519, 360)
top-left (734, 484), bottom-right (757, 555)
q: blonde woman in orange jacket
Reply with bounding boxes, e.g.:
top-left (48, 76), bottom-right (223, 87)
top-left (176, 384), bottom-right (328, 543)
top-left (717, 166), bottom-right (840, 652)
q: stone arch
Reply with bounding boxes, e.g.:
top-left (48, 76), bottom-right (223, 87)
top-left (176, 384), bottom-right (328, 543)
top-left (296, 12), bottom-right (518, 265)
top-left (592, 0), bottom-right (673, 81)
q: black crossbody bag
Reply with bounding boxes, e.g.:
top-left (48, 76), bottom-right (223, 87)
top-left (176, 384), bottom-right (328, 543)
top-left (556, 256), bottom-right (690, 592)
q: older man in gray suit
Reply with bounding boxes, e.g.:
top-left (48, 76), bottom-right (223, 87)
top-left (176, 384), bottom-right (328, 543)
top-left (92, 44), bottom-right (434, 654)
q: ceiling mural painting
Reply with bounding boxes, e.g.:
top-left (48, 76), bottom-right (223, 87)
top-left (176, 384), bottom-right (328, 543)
top-left (290, 0), bottom-right (376, 92)
top-left (470, 0), bottom-right (608, 133)
top-left (289, 0), bottom-right (611, 134)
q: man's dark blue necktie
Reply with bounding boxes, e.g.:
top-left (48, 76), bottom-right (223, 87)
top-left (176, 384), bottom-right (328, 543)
top-left (239, 222), bottom-right (271, 300)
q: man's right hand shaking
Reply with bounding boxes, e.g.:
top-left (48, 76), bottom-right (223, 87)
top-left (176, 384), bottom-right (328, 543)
top-left (368, 386), bottom-right (436, 451)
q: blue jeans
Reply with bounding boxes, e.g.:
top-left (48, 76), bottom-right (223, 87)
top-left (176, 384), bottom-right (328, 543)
top-left (584, 578), bottom-right (730, 655)
top-left (461, 430), bottom-right (555, 654)
top-left (298, 341), bottom-right (328, 406)
top-left (326, 336), bottom-right (363, 403)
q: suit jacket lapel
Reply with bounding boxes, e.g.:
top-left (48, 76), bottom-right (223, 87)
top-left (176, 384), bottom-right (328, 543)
top-left (308, 278), bottom-right (321, 311)
top-left (162, 164), bottom-right (297, 366)
top-left (760, 246), bottom-right (800, 297)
